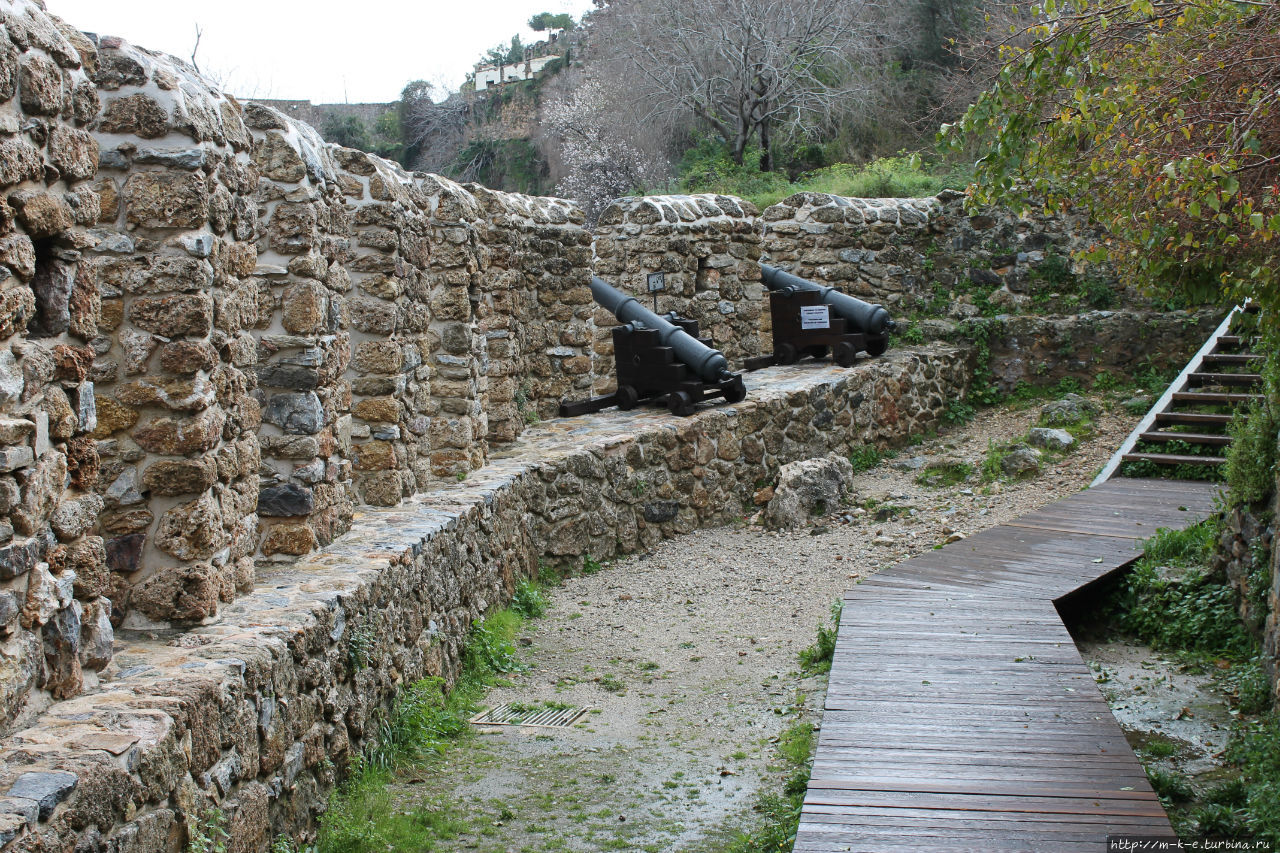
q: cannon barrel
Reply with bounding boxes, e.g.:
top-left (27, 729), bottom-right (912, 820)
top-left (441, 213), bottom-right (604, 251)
top-left (759, 263), bottom-right (894, 335)
top-left (591, 276), bottom-right (732, 383)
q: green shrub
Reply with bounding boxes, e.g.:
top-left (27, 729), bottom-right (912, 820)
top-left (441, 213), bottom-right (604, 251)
top-left (1224, 400), bottom-right (1277, 507)
top-left (1114, 522), bottom-right (1255, 660)
top-left (916, 461), bottom-right (973, 487)
top-left (942, 398), bottom-right (976, 425)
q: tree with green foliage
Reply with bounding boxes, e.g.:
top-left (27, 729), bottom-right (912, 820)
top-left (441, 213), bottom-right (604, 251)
top-left (486, 35), bottom-right (526, 66)
top-left (947, 0), bottom-right (1280, 316)
top-left (529, 12), bottom-right (575, 31)
top-left (321, 114), bottom-right (372, 152)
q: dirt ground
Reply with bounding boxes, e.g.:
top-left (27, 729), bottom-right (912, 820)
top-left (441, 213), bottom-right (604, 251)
top-left (387, 396), bottom-right (1142, 852)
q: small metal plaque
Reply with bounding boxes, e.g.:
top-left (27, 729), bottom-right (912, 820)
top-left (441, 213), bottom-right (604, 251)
top-left (800, 305), bottom-right (831, 330)
top-left (646, 272), bottom-right (666, 292)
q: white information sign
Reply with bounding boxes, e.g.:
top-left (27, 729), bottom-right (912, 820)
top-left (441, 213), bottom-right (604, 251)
top-left (646, 272), bottom-right (666, 292)
top-left (800, 305), bottom-right (830, 330)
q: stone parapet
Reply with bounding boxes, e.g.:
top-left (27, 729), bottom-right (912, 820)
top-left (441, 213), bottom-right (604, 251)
top-left (761, 190), bottom-right (1116, 312)
top-left (0, 347), bottom-right (968, 851)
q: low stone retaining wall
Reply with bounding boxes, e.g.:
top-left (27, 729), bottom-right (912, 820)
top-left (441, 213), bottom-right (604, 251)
top-left (0, 345), bottom-right (967, 852)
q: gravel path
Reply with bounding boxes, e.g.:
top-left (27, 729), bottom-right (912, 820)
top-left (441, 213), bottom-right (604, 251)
top-left (388, 397), bottom-right (1140, 852)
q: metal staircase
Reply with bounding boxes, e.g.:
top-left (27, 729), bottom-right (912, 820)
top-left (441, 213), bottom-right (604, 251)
top-left (1093, 305), bottom-right (1266, 485)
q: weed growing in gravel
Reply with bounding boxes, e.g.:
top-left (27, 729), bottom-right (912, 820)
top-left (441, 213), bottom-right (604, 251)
top-left (511, 579), bottom-right (548, 619)
top-left (799, 599), bottom-right (842, 673)
top-left (849, 445), bottom-right (890, 473)
top-left (713, 715), bottom-right (818, 852)
top-left (916, 461), bottom-right (973, 488)
top-left (778, 722), bottom-right (814, 764)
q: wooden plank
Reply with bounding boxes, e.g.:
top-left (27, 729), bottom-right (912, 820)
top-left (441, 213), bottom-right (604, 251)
top-left (1122, 451), bottom-right (1226, 465)
top-left (1139, 430), bottom-right (1232, 446)
top-left (794, 477), bottom-right (1205, 850)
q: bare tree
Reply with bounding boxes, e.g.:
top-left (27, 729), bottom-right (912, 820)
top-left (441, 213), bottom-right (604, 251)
top-left (597, 0), bottom-right (891, 168)
top-left (399, 81), bottom-right (474, 173)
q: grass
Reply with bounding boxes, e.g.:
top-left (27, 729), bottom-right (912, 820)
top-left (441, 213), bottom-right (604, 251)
top-left (799, 599), bottom-right (842, 674)
top-left (916, 461), bottom-right (973, 488)
top-left (679, 146), bottom-right (971, 211)
top-left (317, 605), bottom-right (533, 851)
top-left (715, 720), bottom-right (818, 853)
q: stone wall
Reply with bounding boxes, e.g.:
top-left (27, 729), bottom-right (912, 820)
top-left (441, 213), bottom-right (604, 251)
top-left (592, 194), bottom-right (765, 379)
top-left (761, 190), bottom-right (1116, 312)
top-left (88, 35), bottom-right (264, 637)
top-left (0, 348), bottom-right (969, 852)
top-left (922, 310), bottom-right (1221, 393)
top-left (0, 1), bottom-right (108, 733)
top-left (470, 186), bottom-right (593, 438)
top-left (0, 0), bottom-right (604, 732)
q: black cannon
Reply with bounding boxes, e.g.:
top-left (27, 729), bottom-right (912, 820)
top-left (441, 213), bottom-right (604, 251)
top-left (744, 263), bottom-right (894, 370)
top-left (559, 277), bottom-right (747, 417)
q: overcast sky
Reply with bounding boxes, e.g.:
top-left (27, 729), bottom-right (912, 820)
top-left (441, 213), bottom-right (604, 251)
top-left (45, 0), bottom-right (596, 103)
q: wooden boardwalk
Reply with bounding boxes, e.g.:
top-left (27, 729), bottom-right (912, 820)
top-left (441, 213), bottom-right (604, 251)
top-left (796, 477), bottom-right (1221, 852)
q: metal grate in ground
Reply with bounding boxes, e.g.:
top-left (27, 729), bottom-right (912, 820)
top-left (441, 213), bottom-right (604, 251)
top-left (470, 702), bottom-right (589, 728)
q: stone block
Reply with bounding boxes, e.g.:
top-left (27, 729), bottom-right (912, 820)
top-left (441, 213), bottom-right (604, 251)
top-left (105, 533), bottom-right (145, 574)
top-left (42, 601), bottom-right (83, 698)
top-left (257, 483), bottom-right (315, 517)
top-left (0, 446), bottom-right (33, 473)
top-left (352, 340), bottom-right (402, 374)
top-left (0, 536), bottom-right (42, 580)
top-left (99, 92), bottom-right (168, 138)
top-left (0, 138), bottom-right (44, 185)
top-left (261, 523), bottom-right (317, 556)
top-left (80, 597), bottom-right (114, 670)
top-left (132, 409), bottom-right (225, 455)
top-left (154, 493), bottom-right (228, 561)
top-left (123, 172), bottom-right (208, 229)
top-left (252, 132), bottom-right (306, 183)
top-left (352, 397), bottom-right (400, 423)
top-left (352, 440), bottom-right (395, 472)
top-left (47, 126), bottom-right (98, 181)
top-left (10, 190), bottom-right (74, 238)
top-left (50, 494), bottom-right (104, 541)
top-left (5, 772), bottom-right (77, 820)
top-left (281, 281), bottom-right (327, 334)
top-left (262, 392), bottom-right (324, 435)
top-left (128, 293), bottom-right (214, 337)
top-left (142, 457), bottom-right (219, 496)
top-left (131, 562), bottom-right (220, 622)
top-left (18, 53), bottom-right (64, 115)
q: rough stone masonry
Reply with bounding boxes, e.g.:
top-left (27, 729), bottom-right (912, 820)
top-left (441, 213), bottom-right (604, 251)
top-left (0, 1), bottom-right (1228, 849)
